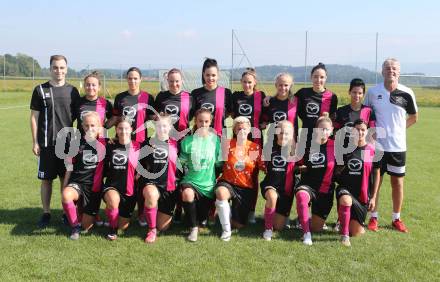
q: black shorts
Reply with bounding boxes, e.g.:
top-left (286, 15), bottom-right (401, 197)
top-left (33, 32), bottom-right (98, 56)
top-left (216, 180), bottom-right (254, 225)
top-left (294, 184), bottom-right (334, 220)
top-left (102, 187), bottom-right (137, 218)
top-left (181, 183), bottom-right (214, 223)
top-left (336, 186), bottom-right (368, 226)
top-left (380, 151), bottom-right (406, 177)
top-left (140, 183), bottom-right (178, 216)
top-left (68, 182), bottom-right (101, 216)
top-left (37, 146), bottom-right (66, 180)
top-left (261, 185), bottom-right (294, 217)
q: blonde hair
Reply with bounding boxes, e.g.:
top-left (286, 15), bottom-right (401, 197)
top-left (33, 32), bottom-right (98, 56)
top-left (315, 112), bottom-right (332, 127)
top-left (232, 116), bottom-right (251, 133)
top-left (82, 111), bottom-right (102, 126)
top-left (275, 72), bottom-right (295, 100)
top-left (241, 68), bottom-right (258, 92)
top-left (154, 113), bottom-right (173, 125)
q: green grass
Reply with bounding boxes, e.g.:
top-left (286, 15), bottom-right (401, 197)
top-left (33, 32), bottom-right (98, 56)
top-left (0, 91), bottom-right (439, 281)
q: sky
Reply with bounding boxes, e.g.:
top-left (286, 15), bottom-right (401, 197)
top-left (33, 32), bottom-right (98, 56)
top-left (1, 0), bottom-right (439, 74)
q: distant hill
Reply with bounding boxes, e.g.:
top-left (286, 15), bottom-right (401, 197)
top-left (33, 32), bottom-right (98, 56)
top-left (231, 64), bottom-right (381, 84)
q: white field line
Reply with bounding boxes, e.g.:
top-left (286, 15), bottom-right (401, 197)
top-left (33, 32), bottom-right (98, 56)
top-left (0, 104), bottom-right (28, 110)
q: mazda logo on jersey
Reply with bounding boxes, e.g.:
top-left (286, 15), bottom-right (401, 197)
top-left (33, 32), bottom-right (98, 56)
top-left (83, 153), bottom-right (98, 165)
top-left (273, 111), bottom-right (287, 122)
top-left (306, 102), bottom-right (320, 115)
top-left (165, 104), bottom-right (179, 116)
top-left (272, 155), bottom-right (287, 168)
top-left (201, 103), bottom-right (215, 113)
top-left (153, 147), bottom-right (168, 160)
top-left (238, 104), bottom-right (252, 115)
top-left (310, 152), bottom-right (325, 165)
top-left (123, 106), bottom-right (136, 119)
top-left (348, 159), bottom-right (362, 172)
top-left (112, 152), bottom-right (128, 165)
top-left (80, 110), bottom-right (92, 121)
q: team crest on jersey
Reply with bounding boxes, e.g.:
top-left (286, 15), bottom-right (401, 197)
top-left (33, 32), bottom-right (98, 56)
top-left (273, 111), bottom-right (287, 122)
top-left (377, 94), bottom-right (383, 100)
top-left (348, 158), bottom-right (362, 172)
top-left (238, 104), bottom-right (253, 115)
top-left (234, 160), bottom-right (246, 171)
top-left (310, 152), bottom-right (325, 165)
top-left (112, 151), bottom-right (128, 166)
top-left (306, 102), bottom-right (320, 115)
top-left (165, 104), bottom-right (179, 116)
top-left (83, 153), bottom-right (98, 166)
top-left (123, 106), bottom-right (136, 119)
top-left (201, 103), bottom-right (215, 113)
top-left (272, 155), bottom-right (287, 168)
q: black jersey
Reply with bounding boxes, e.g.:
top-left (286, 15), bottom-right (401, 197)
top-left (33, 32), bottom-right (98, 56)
top-left (73, 96), bottom-right (113, 135)
top-left (334, 104), bottom-right (376, 130)
top-left (69, 138), bottom-right (106, 192)
top-left (262, 96), bottom-right (298, 126)
top-left (260, 143), bottom-right (296, 196)
top-left (154, 90), bottom-right (193, 134)
top-left (299, 139), bottom-right (336, 194)
top-left (296, 87), bottom-right (338, 129)
top-left (139, 137), bottom-right (180, 191)
top-left (337, 144), bottom-right (380, 205)
top-left (191, 86), bottom-right (232, 136)
top-left (113, 91), bottom-right (155, 143)
top-left (232, 91), bottom-right (265, 144)
top-left (104, 141), bottom-right (140, 196)
top-left (30, 81), bottom-right (80, 147)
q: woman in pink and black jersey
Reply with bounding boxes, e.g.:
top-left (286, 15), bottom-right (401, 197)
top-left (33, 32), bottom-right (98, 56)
top-left (294, 113), bottom-right (336, 245)
top-left (335, 119), bottom-right (380, 247)
top-left (62, 112), bottom-right (106, 240)
top-left (109, 67), bottom-right (155, 143)
top-left (102, 118), bottom-right (141, 241)
top-left (295, 63), bottom-right (338, 150)
top-left (191, 58), bottom-right (233, 137)
top-left (73, 71), bottom-right (113, 137)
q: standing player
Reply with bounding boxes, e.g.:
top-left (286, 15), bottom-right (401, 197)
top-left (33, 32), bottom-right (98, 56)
top-left (191, 58), bottom-right (232, 137)
top-left (73, 71), bottom-right (113, 136)
top-left (138, 114), bottom-right (180, 243)
top-left (294, 113), bottom-right (336, 245)
top-left (62, 112), bottom-right (106, 240)
top-left (363, 58), bottom-right (418, 233)
top-left (296, 63), bottom-right (338, 151)
top-left (30, 55), bottom-right (80, 228)
top-left (110, 67), bottom-right (155, 226)
top-left (102, 118), bottom-right (141, 240)
top-left (154, 68), bottom-right (193, 140)
top-left (215, 117), bottom-right (264, 241)
top-left (335, 119), bottom-right (381, 246)
top-left (231, 68), bottom-right (266, 223)
top-left (260, 120), bottom-right (297, 241)
top-left (179, 109), bottom-right (223, 242)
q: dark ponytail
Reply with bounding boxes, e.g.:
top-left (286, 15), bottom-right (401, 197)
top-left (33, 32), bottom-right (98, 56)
top-left (201, 58), bottom-right (219, 84)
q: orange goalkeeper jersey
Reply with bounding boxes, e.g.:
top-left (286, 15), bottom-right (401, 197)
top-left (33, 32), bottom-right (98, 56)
top-left (219, 138), bottom-right (265, 189)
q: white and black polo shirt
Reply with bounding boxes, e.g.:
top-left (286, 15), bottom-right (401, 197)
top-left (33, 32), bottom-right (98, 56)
top-left (364, 83), bottom-right (417, 152)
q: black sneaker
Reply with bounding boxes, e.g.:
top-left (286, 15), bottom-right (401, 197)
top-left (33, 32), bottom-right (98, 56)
top-left (38, 213), bottom-right (51, 229)
top-left (61, 214), bottom-right (69, 226)
top-left (107, 228), bottom-right (118, 241)
top-left (70, 225), bottom-right (81, 240)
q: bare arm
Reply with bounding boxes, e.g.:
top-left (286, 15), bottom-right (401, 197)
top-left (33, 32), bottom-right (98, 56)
top-left (406, 113), bottom-right (418, 128)
top-left (368, 168), bottom-right (381, 211)
top-left (30, 110), bottom-right (40, 156)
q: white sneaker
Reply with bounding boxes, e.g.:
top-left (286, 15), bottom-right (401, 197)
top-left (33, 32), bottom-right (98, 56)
top-left (340, 235), bottom-right (351, 247)
top-left (263, 229), bottom-right (273, 241)
top-left (302, 232), bottom-right (313, 246)
top-left (284, 217), bottom-right (291, 229)
top-left (220, 231), bottom-right (231, 242)
top-left (187, 227), bottom-right (198, 242)
top-left (322, 223), bottom-right (329, 231)
top-left (334, 221), bottom-right (341, 232)
top-left (248, 212), bottom-right (256, 224)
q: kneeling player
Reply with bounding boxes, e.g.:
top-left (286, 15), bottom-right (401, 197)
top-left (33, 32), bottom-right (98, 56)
top-left (102, 118), bottom-right (140, 240)
top-left (261, 120), bottom-right (297, 241)
top-left (215, 117), bottom-right (264, 241)
top-left (139, 115), bottom-right (180, 243)
top-left (62, 112), bottom-right (106, 240)
top-left (335, 119), bottom-right (380, 246)
top-left (295, 113), bottom-right (336, 245)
